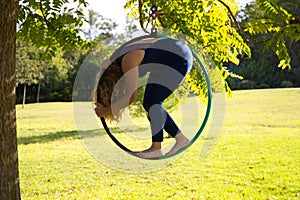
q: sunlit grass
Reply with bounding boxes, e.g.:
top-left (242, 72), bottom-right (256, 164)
top-left (17, 88), bottom-right (300, 199)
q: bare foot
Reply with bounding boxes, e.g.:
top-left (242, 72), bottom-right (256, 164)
top-left (138, 142), bottom-right (163, 159)
top-left (138, 149), bottom-right (163, 159)
top-left (165, 132), bottom-right (190, 156)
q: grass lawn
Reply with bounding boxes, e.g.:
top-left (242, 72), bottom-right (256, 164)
top-left (17, 88), bottom-right (300, 199)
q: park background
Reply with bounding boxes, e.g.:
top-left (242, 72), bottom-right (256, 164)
top-left (15, 0), bottom-right (300, 104)
top-left (1, 0), bottom-right (299, 199)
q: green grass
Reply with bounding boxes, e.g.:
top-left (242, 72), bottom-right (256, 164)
top-left (17, 88), bottom-right (300, 199)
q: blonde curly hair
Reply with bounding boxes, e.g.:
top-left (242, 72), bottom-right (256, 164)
top-left (94, 60), bottom-right (125, 122)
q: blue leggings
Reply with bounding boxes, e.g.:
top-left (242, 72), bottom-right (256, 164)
top-left (142, 83), bottom-right (181, 142)
top-left (141, 52), bottom-right (192, 142)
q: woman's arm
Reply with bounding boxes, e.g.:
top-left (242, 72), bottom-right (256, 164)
top-left (121, 50), bottom-right (145, 102)
top-left (95, 50), bottom-right (145, 117)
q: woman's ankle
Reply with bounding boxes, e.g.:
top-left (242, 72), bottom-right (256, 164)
top-left (150, 142), bottom-right (162, 150)
top-left (175, 132), bottom-right (186, 141)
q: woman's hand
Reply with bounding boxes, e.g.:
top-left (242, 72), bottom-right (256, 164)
top-left (94, 103), bottom-right (110, 117)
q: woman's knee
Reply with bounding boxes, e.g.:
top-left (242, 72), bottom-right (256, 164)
top-left (142, 96), bottom-right (160, 112)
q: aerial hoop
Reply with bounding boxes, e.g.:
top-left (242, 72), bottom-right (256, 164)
top-left (98, 32), bottom-right (212, 160)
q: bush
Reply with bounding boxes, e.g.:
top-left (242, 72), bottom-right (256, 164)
top-left (280, 80), bottom-right (294, 88)
top-left (239, 80), bottom-right (256, 89)
top-left (255, 83), bottom-right (269, 89)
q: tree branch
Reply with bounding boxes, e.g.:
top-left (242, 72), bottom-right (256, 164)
top-left (39, 0), bottom-right (52, 29)
top-left (156, 11), bottom-right (165, 28)
top-left (252, 37), bottom-right (272, 45)
top-left (217, 0), bottom-right (248, 43)
top-left (138, 0), bottom-right (149, 33)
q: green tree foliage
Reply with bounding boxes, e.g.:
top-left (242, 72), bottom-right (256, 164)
top-left (16, 1), bottom-right (119, 103)
top-left (16, 39), bottom-right (50, 107)
top-left (228, 0), bottom-right (300, 89)
top-left (16, 40), bottom-right (41, 86)
top-left (245, 0), bottom-right (300, 69)
top-left (126, 0), bottom-right (251, 95)
top-left (82, 9), bottom-right (117, 41)
top-left (16, 0), bottom-right (97, 104)
top-left (15, 14), bottom-right (142, 103)
top-left (18, 0), bottom-right (89, 57)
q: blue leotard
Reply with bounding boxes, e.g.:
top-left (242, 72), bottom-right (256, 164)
top-left (111, 38), bottom-right (193, 142)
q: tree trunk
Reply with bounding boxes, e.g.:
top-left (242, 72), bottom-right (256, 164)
top-left (22, 83), bottom-right (26, 109)
top-left (0, 0), bottom-right (21, 199)
top-left (37, 80), bottom-right (41, 103)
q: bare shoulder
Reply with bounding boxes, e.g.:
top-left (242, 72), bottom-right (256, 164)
top-left (122, 50), bottom-right (145, 73)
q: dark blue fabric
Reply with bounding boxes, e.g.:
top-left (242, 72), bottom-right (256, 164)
top-left (115, 38), bottom-right (193, 142)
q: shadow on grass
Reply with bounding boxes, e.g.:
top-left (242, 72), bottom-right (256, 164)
top-left (18, 126), bottom-right (149, 145)
top-left (18, 130), bottom-right (83, 145)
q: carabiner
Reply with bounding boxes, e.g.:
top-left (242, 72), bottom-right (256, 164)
top-left (150, 5), bottom-right (158, 20)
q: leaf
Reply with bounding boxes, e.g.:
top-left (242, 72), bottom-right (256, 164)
top-left (245, 19), bottom-right (278, 35)
top-left (284, 24), bottom-right (300, 42)
top-left (256, 0), bottom-right (293, 23)
top-left (278, 59), bottom-right (290, 70)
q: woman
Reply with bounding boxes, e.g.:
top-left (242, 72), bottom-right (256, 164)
top-left (94, 37), bottom-right (193, 159)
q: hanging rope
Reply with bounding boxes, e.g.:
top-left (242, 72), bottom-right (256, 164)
top-left (138, 0), bottom-right (158, 35)
top-left (149, 1), bottom-right (158, 37)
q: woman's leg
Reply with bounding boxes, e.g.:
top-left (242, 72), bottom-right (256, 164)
top-left (138, 53), bottom-right (192, 158)
top-left (137, 84), bottom-right (171, 158)
top-left (139, 82), bottom-right (189, 158)
top-left (143, 83), bottom-right (180, 142)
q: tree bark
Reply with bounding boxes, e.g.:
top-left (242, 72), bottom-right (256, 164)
top-left (0, 0), bottom-right (21, 199)
top-left (22, 83), bottom-right (26, 109)
top-left (37, 80), bottom-right (41, 103)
